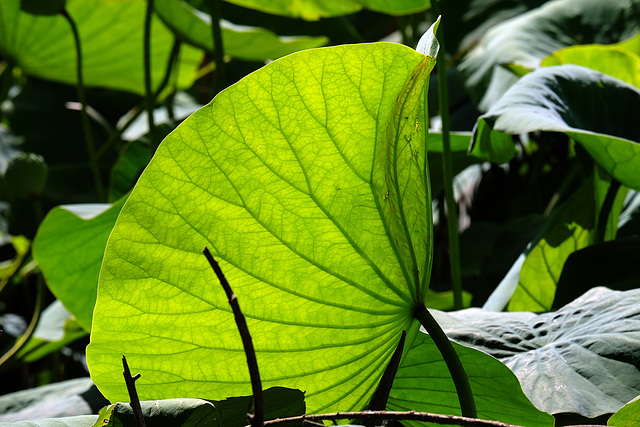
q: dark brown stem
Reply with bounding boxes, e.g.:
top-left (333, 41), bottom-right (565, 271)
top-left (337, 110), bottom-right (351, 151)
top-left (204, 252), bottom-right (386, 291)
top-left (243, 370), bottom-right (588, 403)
top-left (203, 247), bottom-right (263, 427)
top-left (122, 355), bottom-right (146, 427)
top-left (255, 410), bottom-right (520, 427)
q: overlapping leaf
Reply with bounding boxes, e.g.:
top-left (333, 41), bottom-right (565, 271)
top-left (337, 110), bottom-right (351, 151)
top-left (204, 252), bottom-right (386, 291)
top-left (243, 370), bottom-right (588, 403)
top-left (388, 333), bottom-right (553, 426)
top-left (88, 41), bottom-right (436, 413)
top-left (470, 65), bottom-right (640, 190)
top-left (434, 287), bottom-right (640, 417)
top-left (0, 0), bottom-right (202, 94)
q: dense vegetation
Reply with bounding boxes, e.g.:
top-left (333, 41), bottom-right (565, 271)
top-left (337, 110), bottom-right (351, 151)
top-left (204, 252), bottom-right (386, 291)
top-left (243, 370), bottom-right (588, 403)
top-left (1, 0), bottom-right (639, 426)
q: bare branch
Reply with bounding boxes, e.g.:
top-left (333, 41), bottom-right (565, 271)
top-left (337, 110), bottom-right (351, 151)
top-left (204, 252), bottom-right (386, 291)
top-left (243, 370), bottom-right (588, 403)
top-left (254, 411), bottom-right (522, 427)
top-left (122, 355), bottom-right (146, 427)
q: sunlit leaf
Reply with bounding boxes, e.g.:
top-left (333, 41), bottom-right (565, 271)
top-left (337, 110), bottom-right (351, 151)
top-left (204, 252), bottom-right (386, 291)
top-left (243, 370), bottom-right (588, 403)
top-left (222, 0), bottom-right (361, 20)
top-left (541, 37), bottom-right (640, 89)
top-left (609, 394), bottom-right (640, 427)
top-left (508, 170), bottom-right (627, 311)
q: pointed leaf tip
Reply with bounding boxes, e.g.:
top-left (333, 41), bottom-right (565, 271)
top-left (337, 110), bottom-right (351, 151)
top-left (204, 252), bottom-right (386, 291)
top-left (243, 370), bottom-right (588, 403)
top-left (416, 16), bottom-right (441, 59)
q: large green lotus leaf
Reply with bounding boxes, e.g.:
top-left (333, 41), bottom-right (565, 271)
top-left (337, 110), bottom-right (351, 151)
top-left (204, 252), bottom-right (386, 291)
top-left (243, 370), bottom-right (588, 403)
top-left (507, 170), bottom-right (627, 311)
top-left (88, 42), bottom-right (437, 413)
top-left (470, 65), bottom-right (640, 190)
top-left (387, 332), bottom-right (553, 426)
top-left (154, 0), bottom-right (327, 61)
top-left (0, 0), bottom-right (202, 95)
top-left (433, 287), bottom-right (640, 417)
top-left (33, 198), bottom-right (127, 331)
top-left (459, 0), bottom-right (640, 110)
top-left (541, 36), bottom-right (640, 89)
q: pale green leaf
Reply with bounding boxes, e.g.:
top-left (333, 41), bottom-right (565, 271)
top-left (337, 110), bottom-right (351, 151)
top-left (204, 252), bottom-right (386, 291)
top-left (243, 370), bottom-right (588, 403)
top-left (222, 0), bottom-right (361, 20)
top-left (154, 0), bottom-right (328, 61)
top-left (0, 378), bottom-right (106, 423)
top-left (541, 41), bottom-right (640, 89)
top-left (15, 300), bottom-right (87, 363)
top-left (33, 198), bottom-right (127, 330)
top-left (0, 0), bottom-right (202, 94)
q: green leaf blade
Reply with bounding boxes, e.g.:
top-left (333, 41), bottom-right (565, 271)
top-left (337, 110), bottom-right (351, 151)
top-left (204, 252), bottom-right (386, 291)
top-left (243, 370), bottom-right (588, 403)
top-left (88, 43), bottom-right (436, 413)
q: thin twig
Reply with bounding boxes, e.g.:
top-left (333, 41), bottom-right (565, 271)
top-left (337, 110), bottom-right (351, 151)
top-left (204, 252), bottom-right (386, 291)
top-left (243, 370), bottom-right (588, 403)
top-left (203, 247), bottom-right (264, 427)
top-left (254, 410), bottom-right (520, 427)
top-left (122, 355), bottom-right (146, 427)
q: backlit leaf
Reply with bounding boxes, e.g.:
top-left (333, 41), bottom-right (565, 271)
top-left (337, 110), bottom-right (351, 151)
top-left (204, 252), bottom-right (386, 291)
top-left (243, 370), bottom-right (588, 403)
top-left (88, 41), bottom-right (437, 413)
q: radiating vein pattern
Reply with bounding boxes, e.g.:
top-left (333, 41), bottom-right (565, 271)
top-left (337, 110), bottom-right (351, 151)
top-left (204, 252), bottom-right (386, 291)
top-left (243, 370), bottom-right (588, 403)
top-left (88, 43), bottom-right (434, 414)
